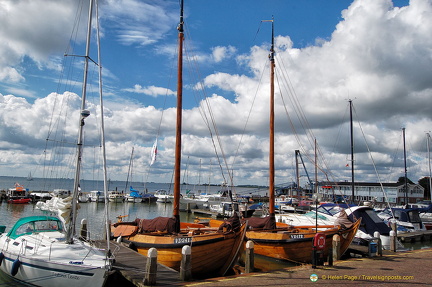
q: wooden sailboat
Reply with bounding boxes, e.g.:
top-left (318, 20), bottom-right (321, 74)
top-left (244, 18), bottom-right (360, 264)
top-left (112, 0), bottom-right (246, 278)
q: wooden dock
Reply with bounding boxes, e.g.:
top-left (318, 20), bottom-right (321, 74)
top-left (397, 229), bottom-right (432, 243)
top-left (191, 208), bottom-right (225, 218)
top-left (105, 241), bottom-right (183, 287)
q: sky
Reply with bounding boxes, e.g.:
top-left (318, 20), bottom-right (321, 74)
top-left (1, 0), bottom-right (432, 190)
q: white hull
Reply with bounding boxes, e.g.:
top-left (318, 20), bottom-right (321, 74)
top-left (125, 196), bottom-right (142, 203)
top-left (0, 252), bottom-right (108, 287)
top-left (90, 197), bottom-right (105, 203)
top-left (108, 197), bottom-right (124, 203)
top-left (0, 216), bottom-right (110, 287)
top-left (156, 196), bottom-right (171, 203)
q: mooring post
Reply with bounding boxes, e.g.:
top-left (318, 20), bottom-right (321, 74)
top-left (180, 245), bottom-right (192, 281)
top-left (245, 240), bottom-right (254, 273)
top-left (390, 221), bottom-right (398, 238)
top-left (143, 248), bottom-right (157, 286)
top-left (374, 231), bottom-right (382, 256)
top-left (328, 247), bottom-right (333, 266)
top-left (332, 234), bottom-right (340, 262)
top-left (80, 218), bottom-right (88, 240)
top-left (390, 230), bottom-right (397, 252)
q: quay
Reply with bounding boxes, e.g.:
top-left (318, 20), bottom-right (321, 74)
top-left (105, 236), bottom-right (432, 286)
top-left (104, 228), bottom-right (432, 286)
top-left (180, 248), bottom-right (432, 286)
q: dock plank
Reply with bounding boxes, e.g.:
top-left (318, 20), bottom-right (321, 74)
top-left (104, 241), bottom-right (182, 286)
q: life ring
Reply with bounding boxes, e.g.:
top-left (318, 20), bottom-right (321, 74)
top-left (11, 258), bottom-right (21, 276)
top-left (0, 252), bottom-right (4, 266)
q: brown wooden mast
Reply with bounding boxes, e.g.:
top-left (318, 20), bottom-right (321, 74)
top-left (173, 0), bottom-right (184, 232)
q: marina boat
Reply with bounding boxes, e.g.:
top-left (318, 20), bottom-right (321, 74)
top-left (154, 189), bottom-right (172, 203)
top-left (6, 183), bottom-right (31, 204)
top-left (244, 19), bottom-right (360, 264)
top-left (125, 187), bottom-right (143, 203)
top-left (141, 193), bottom-right (158, 203)
top-left (377, 207), bottom-right (426, 232)
top-left (51, 188), bottom-right (71, 199)
top-left (209, 201), bottom-right (255, 218)
top-left (108, 190), bottom-right (125, 203)
top-left (29, 190), bottom-right (52, 202)
top-left (276, 203), bottom-right (394, 249)
top-left (246, 218), bottom-right (360, 263)
top-left (78, 191), bottom-right (91, 202)
top-left (0, 216), bottom-right (109, 287)
top-left (90, 190), bottom-right (105, 202)
top-left (0, 1), bottom-right (113, 285)
top-left (111, 1), bottom-right (246, 278)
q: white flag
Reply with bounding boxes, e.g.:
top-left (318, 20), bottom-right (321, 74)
top-left (150, 139), bottom-right (158, 166)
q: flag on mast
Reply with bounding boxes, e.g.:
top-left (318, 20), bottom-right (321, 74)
top-left (150, 139), bottom-right (158, 166)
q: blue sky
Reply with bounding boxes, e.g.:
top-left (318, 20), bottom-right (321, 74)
top-left (1, 0), bottom-right (431, 190)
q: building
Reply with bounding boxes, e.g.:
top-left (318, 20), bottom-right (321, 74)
top-left (317, 181), bottom-right (424, 206)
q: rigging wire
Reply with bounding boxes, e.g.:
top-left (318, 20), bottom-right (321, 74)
top-left (182, 22), bottom-right (233, 188)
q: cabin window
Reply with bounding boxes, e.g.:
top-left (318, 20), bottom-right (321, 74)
top-left (34, 220), bottom-right (61, 232)
top-left (16, 223), bottom-right (34, 236)
top-left (409, 212), bottom-right (421, 222)
top-left (394, 210), bottom-right (402, 219)
top-left (365, 210), bottom-right (384, 223)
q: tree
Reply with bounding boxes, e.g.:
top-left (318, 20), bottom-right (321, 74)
top-left (418, 177), bottom-right (431, 200)
top-left (397, 176), bottom-right (414, 185)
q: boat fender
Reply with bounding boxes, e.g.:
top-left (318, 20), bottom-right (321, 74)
top-left (11, 259), bottom-right (21, 276)
top-left (0, 252), bottom-right (4, 266)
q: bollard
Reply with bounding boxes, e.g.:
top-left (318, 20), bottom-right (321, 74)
top-left (374, 231), bottom-right (382, 256)
top-left (245, 240), bottom-right (254, 273)
top-left (327, 247), bottom-right (333, 266)
top-left (332, 234), bottom-right (341, 262)
top-left (390, 230), bottom-right (397, 252)
top-left (180, 245), bottom-right (192, 281)
top-left (390, 221), bottom-right (398, 238)
top-left (143, 248), bottom-right (157, 286)
top-left (80, 218), bottom-right (88, 240)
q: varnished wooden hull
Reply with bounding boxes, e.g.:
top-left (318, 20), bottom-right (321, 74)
top-left (121, 220), bottom-right (246, 277)
top-left (245, 218), bottom-right (361, 263)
